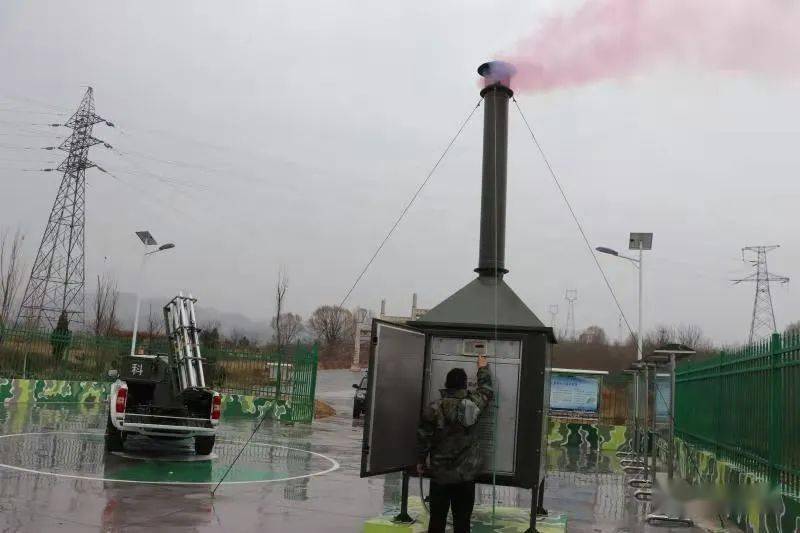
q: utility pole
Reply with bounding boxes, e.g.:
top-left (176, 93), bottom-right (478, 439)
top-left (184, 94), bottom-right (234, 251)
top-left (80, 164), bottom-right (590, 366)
top-left (564, 289), bottom-right (577, 340)
top-left (548, 304), bottom-right (559, 331)
top-left (16, 88), bottom-right (111, 330)
top-left (733, 245), bottom-right (789, 344)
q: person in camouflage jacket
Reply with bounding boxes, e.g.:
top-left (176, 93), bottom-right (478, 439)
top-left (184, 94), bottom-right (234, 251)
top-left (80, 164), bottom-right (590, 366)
top-left (416, 355), bottom-right (493, 533)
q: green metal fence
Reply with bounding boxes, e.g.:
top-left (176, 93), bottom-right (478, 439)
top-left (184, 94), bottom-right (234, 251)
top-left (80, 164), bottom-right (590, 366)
top-left (208, 346), bottom-right (319, 423)
top-left (675, 332), bottom-right (800, 497)
top-left (0, 327), bottom-right (319, 420)
top-left (0, 327), bottom-right (121, 381)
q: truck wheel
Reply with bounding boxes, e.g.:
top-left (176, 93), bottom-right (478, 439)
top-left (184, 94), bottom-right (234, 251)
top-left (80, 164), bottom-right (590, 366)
top-left (195, 435), bottom-right (215, 455)
top-left (105, 415), bottom-right (124, 452)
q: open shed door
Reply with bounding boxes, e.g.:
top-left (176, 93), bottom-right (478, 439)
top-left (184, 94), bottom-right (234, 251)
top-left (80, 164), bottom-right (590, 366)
top-left (361, 320), bottom-right (426, 477)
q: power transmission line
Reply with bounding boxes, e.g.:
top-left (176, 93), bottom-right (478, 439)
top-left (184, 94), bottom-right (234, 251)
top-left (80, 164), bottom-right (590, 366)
top-left (732, 245), bottom-right (789, 343)
top-left (512, 98), bottom-right (636, 340)
top-left (16, 88), bottom-right (112, 330)
top-left (337, 99), bottom-right (482, 309)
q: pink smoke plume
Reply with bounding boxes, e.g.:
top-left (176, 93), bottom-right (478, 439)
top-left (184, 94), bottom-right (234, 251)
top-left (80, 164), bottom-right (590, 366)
top-left (502, 0), bottom-right (800, 93)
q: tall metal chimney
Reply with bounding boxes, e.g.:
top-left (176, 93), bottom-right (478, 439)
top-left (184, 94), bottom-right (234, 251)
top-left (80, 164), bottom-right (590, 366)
top-left (404, 62), bottom-right (553, 521)
top-left (475, 61), bottom-right (515, 278)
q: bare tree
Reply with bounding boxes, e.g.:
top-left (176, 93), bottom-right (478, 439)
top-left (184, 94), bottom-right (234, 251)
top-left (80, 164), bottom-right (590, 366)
top-left (675, 323), bottom-right (704, 349)
top-left (146, 303), bottom-right (159, 338)
top-left (0, 228), bottom-right (25, 329)
top-left (91, 276), bottom-right (104, 336)
top-left (273, 268), bottom-right (289, 352)
top-left (229, 328), bottom-right (245, 347)
top-left (644, 325), bottom-right (674, 352)
top-left (91, 273), bottom-right (119, 337)
top-left (308, 305), bottom-right (353, 346)
top-left (145, 303), bottom-right (164, 349)
top-left (272, 312), bottom-right (304, 347)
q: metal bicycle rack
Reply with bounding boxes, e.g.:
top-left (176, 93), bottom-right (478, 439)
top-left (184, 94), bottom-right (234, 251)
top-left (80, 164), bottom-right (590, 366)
top-left (621, 345), bottom-right (696, 527)
top-left (623, 361), bottom-right (654, 495)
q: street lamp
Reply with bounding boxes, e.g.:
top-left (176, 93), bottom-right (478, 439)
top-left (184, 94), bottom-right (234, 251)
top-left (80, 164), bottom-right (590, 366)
top-left (595, 232), bottom-right (652, 361)
top-left (598, 232), bottom-right (652, 460)
top-left (130, 231), bottom-right (175, 356)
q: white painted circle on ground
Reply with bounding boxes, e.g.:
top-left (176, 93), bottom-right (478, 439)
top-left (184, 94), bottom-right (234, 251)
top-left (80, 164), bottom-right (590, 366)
top-left (112, 450), bottom-right (221, 461)
top-left (0, 431), bottom-right (340, 485)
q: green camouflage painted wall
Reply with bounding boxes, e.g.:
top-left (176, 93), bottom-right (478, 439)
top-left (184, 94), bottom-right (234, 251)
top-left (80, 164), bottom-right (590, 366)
top-left (0, 378), bottom-right (311, 422)
top-left (547, 419), bottom-right (628, 451)
top-left (676, 437), bottom-right (800, 533)
top-left (220, 394), bottom-right (297, 422)
top-left (0, 378), bottom-right (108, 404)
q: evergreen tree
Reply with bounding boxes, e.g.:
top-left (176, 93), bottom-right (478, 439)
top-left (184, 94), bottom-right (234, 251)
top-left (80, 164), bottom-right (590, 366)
top-left (51, 310), bottom-right (72, 361)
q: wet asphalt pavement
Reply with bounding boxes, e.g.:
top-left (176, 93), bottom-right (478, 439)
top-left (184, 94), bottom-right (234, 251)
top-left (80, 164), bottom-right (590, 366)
top-left (0, 370), bottom-right (704, 532)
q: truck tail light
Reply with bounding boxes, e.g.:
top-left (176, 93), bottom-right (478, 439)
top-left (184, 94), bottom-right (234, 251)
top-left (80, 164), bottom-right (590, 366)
top-left (211, 394), bottom-right (221, 422)
top-left (115, 387), bottom-right (127, 414)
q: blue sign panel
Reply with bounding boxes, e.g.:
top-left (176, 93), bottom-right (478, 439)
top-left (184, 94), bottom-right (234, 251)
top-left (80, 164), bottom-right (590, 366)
top-left (549, 374), bottom-right (600, 413)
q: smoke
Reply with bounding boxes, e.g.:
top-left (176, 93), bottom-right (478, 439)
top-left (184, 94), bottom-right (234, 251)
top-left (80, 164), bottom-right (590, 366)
top-left (502, 0), bottom-right (800, 93)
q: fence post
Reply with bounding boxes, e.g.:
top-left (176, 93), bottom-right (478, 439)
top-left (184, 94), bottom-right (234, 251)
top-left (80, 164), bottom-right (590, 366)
top-left (715, 350), bottom-right (723, 459)
top-left (668, 353), bottom-right (676, 480)
top-left (769, 332), bottom-right (781, 489)
top-left (275, 350), bottom-right (283, 405)
top-left (310, 344), bottom-right (319, 421)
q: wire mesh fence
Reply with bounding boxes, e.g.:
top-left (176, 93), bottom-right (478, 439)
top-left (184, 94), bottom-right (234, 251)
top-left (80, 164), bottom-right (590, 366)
top-left (0, 327), bottom-right (318, 419)
top-left (0, 328), bottom-right (120, 381)
top-left (208, 347), bottom-right (319, 423)
top-left (676, 331), bottom-right (800, 498)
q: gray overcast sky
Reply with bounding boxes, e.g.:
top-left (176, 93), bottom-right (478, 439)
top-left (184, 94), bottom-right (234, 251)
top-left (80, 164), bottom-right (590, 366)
top-left (1, 0), bottom-right (799, 345)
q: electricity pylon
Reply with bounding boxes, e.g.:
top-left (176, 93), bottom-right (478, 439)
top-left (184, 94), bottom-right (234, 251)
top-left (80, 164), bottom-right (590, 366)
top-left (564, 289), bottom-right (577, 340)
top-left (16, 88), bottom-right (111, 330)
top-left (733, 245), bottom-right (789, 344)
top-left (548, 304), bottom-right (559, 330)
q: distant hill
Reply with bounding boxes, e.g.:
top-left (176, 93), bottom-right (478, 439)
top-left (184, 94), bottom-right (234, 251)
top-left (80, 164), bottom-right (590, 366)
top-left (112, 292), bottom-right (272, 343)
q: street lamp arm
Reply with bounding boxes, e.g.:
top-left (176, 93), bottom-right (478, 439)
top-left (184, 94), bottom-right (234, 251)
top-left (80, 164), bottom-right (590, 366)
top-left (596, 246), bottom-right (640, 266)
top-left (616, 253), bottom-right (641, 265)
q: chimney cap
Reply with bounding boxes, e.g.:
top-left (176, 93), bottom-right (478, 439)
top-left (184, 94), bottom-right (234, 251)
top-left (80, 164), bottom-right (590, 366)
top-left (478, 61), bottom-right (517, 86)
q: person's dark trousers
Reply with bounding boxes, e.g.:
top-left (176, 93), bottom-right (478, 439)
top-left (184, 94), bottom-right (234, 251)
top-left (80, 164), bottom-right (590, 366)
top-left (427, 480), bottom-right (476, 533)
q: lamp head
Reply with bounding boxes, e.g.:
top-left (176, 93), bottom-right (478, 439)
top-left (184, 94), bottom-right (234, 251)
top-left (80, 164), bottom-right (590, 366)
top-left (595, 246), bottom-right (619, 256)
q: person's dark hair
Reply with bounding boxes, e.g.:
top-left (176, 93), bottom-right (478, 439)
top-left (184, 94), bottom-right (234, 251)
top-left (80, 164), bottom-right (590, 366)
top-left (445, 368), bottom-right (468, 390)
